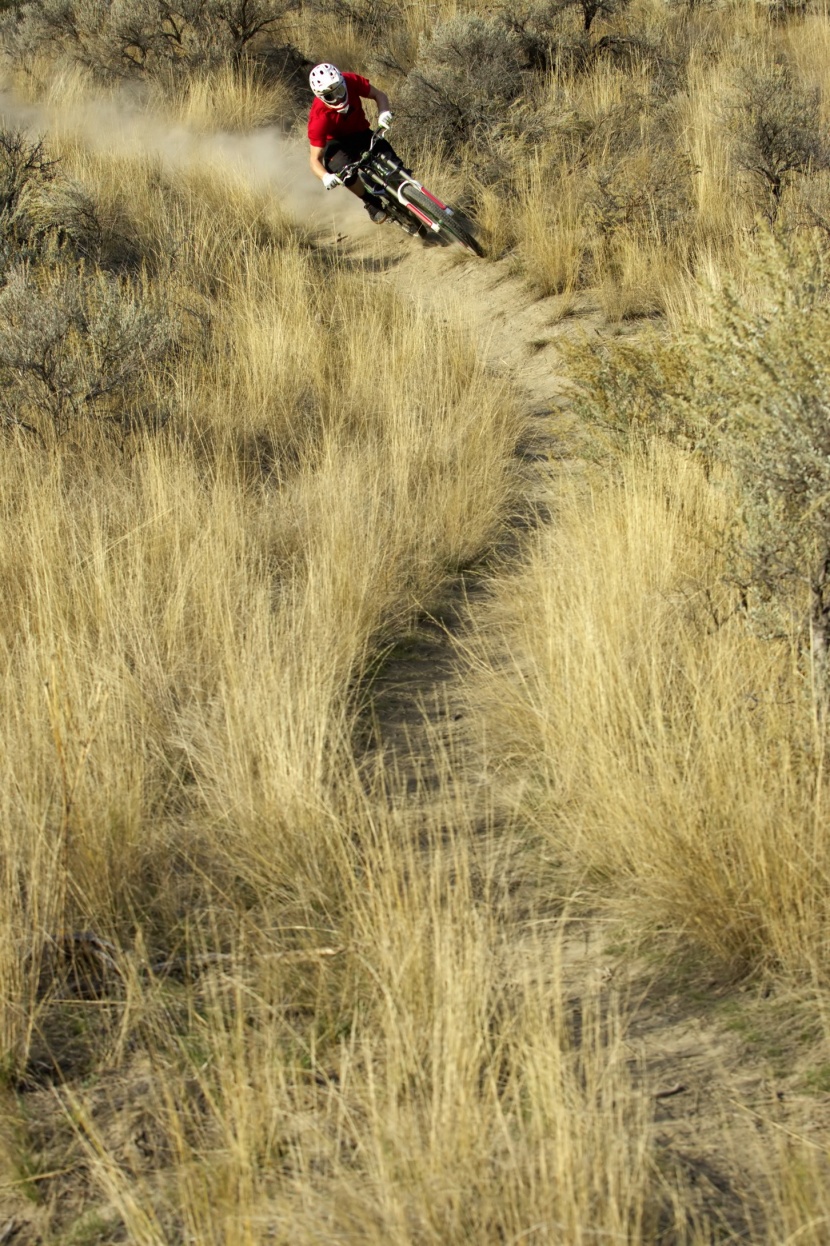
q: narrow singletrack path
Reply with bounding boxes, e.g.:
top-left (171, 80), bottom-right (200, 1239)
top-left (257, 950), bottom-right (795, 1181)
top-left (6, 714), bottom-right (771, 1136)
top-left (331, 218), bottom-right (830, 1238)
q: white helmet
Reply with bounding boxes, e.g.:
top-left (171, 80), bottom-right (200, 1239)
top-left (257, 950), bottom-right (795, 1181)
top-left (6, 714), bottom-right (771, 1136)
top-left (309, 63), bottom-right (349, 112)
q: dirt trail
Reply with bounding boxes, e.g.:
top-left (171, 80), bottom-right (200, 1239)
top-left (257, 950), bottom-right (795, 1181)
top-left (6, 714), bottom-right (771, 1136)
top-left (339, 219), bottom-right (597, 787)
top-left (345, 226), bottom-right (600, 807)
top-left (333, 219), bottom-right (830, 1235)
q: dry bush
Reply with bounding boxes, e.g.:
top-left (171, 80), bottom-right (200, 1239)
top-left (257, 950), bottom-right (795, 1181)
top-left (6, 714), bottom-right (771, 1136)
top-left (573, 235), bottom-right (830, 665)
top-left (1, 0), bottom-right (298, 76)
top-left (0, 127), bottom-right (56, 218)
top-left (302, 0), bottom-right (493, 80)
top-left (593, 230), bottom-right (684, 318)
top-left (0, 126), bottom-right (156, 271)
top-left (466, 0), bottom-right (830, 297)
top-left (725, 61), bottom-right (830, 220)
top-left (395, 14), bottom-right (527, 148)
top-left (559, 319), bottom-right (692, 442)
top-left (698, 241), bottom-right (830, 671)
top-left (490, 55), bottom-right (695, 301)
top-left (0, 261), bottom-right (179, 437)
top-left (0, 129), bottom-right (59, 271)
top-left (573, 0), bottom-right (634, 33)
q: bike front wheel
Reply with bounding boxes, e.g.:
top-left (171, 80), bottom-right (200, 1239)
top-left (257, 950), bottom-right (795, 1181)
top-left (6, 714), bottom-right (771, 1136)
top-left (401, 186), bottom-right (485, 257)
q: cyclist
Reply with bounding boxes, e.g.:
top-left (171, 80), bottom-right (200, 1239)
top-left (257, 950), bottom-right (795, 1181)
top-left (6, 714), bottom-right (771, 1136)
top-left (308, 63), bottom-right (395, 223)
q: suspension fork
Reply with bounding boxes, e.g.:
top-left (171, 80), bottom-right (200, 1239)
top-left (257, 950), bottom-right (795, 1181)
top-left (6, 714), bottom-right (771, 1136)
top-left (366, 151), bottom-right (450, 233)
top-left (392, 174), bottom-right (449, 232)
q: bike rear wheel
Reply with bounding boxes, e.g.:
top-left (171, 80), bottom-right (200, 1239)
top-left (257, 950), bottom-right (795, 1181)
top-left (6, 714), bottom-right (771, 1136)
top-left (401, 186), bottom-right (484, 257)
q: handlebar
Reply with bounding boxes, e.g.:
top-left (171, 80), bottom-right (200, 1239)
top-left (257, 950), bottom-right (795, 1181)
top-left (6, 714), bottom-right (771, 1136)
top-left (328, 125), bottom-right (389, 187)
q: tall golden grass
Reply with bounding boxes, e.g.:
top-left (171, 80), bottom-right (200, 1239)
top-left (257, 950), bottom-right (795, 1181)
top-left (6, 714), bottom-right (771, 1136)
top-left (0, 101), bottom-right (677, 1244)
top-left (60, 805), bottom-right (667, 1245)
top-left (469, 440), bottom-right (830, 979)
top-left (3, 3), bottom-right (830, 1238)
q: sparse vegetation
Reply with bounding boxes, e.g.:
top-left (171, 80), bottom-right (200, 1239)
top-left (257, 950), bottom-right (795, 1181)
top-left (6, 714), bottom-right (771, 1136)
top-left (0, 260), bottom-right (179, 436)
top-left (727, 61), bottom-right (830, 220)
top-left (1, 0), bottom-right (830, 1240)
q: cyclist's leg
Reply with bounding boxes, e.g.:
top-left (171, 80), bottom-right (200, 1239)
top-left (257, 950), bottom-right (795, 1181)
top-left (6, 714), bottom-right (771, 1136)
top-left (325, 132), bottom-right (387, 221)
top-left (323, 132), bottom-right (374, 200)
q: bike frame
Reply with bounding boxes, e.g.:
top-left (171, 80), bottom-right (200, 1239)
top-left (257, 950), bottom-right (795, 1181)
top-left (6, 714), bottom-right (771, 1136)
top-left (333, 129), bottom-right (449, 235)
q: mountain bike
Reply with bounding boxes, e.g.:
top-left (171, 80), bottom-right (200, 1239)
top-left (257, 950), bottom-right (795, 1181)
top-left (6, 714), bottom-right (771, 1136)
top-left (331, 127), bottom-right (484, 257)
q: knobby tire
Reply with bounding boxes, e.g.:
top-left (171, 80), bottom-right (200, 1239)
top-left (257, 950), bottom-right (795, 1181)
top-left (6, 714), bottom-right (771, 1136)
top-left (402, 186), bottom-right (484, 257)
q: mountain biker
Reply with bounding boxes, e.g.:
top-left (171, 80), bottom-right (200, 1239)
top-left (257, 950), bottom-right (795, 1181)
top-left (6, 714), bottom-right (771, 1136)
top-left (307, 63), bottom-right (395, 223)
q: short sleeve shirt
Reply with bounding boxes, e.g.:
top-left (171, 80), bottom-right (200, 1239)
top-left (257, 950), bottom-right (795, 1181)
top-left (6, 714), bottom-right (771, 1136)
top-left (308, 73), bottom-right (373, 147)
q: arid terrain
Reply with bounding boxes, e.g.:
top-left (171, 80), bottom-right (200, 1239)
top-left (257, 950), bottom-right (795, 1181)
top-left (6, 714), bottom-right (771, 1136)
top-left (1, 0), bottom-right (830, 1240)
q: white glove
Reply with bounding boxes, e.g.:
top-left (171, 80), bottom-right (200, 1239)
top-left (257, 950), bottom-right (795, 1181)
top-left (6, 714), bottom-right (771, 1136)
top-left (377, 110), bottom-right (393, 130)
top-left (322, 172), bottom-right (340, 190)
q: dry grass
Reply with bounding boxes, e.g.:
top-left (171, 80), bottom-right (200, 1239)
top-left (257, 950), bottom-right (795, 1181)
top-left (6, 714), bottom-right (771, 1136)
top-left (1, 90), bottom-right (664, 1242)
top-left (57, 802), bottom-right (666, 1246)
top-left (290, 0), bottom-right (482, 80)
top-left (3, 6), bottom-right (830, 1239)
top-left (0, 143), bottom-right (519, 925)
top-left (160, 60), bottom-right (290, 131)
top-left (469, 441), bottom-right (830, 979)
top-left (466, 438), bottom-right (830, 1231)
top-left (156, 60), bottom-right (295, 132)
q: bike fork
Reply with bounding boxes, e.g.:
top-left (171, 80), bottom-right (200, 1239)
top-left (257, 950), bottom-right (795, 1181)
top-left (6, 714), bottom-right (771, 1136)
top-left (395, 176), bottom-right (448, 232)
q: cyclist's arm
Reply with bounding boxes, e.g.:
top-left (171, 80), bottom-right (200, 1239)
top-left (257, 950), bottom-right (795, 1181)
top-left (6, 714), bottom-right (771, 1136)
top-left (309, 144), bottom-right (327, 180)
top-left (367, 85), bottom-right (390, 115)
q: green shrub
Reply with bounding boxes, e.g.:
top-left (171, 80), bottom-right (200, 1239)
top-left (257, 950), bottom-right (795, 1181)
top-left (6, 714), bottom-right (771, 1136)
top-left (568, 235), bottom-right (830, 673)
top-left (688, 238), bottom-right (830, 666)
top-left (564, 329), bottom-right (694, 448)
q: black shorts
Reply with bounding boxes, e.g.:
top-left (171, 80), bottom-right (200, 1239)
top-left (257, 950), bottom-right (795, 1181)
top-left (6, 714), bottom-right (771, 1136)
top-left (322, 130), bottom-right (398, 186)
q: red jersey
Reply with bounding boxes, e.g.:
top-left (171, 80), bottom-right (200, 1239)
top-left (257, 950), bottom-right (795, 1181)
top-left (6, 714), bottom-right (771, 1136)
top-left (307, 73), bottom-right (373, 147)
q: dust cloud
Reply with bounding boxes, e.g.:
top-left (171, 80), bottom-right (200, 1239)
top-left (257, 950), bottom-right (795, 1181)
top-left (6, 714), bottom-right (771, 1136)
top-left (0, 85), bottom-right (372, 234)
